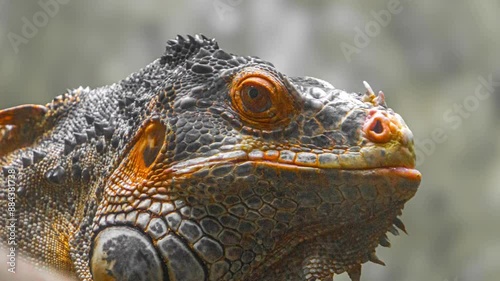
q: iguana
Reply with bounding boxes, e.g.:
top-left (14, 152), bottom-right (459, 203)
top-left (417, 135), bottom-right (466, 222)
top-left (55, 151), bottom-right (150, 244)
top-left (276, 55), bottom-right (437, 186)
top-left (0, 34), bottom-right (421, 281)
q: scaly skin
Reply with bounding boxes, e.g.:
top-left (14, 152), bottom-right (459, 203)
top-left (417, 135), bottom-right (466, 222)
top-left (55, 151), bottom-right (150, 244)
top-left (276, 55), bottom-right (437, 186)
top-left (0, 34), bottom-right (421, 281)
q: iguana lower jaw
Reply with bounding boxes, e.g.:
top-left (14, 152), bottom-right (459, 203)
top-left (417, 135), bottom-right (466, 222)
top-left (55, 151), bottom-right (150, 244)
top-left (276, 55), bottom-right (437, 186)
top-left (210, 165), bottom-right (420, 280)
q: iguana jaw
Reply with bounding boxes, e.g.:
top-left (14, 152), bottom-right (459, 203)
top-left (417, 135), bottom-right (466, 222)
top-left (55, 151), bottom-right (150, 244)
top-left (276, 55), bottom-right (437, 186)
top-left (163, 151), bottom-right (420, 281)
top-left (168, 148), bottom-right (419, 178)
top-left (239, 165), bottom-right (419, 281)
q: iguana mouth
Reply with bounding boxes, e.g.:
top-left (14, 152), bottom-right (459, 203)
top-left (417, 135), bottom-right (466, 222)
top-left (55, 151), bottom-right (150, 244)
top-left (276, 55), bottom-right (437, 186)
top-left (168, 150), bottom-right (421, 229)
top-left (168, 149), bottom-right (420, 179)
top-left (378, 166), bottom-right (421, 181)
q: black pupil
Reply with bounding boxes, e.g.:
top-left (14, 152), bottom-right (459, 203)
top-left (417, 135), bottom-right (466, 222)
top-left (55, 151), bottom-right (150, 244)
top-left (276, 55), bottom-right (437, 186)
top-left (248, 87), bottom-right (260, 99)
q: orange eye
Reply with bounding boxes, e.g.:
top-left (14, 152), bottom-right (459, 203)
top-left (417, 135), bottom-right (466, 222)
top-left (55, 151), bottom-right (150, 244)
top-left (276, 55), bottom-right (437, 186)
top-left (240, 79), bottom-right (272, 113)
top-left (230, 68), bottom-right (300, 130)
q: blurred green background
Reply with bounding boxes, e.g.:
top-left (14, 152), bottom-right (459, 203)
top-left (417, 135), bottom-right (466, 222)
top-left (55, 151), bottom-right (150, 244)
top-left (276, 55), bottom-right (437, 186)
top-left (1, 1), bottom-right (499, 280)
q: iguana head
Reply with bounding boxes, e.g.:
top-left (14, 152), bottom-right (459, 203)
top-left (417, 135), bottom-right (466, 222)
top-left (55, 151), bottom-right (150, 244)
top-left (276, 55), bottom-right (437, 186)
top-left (0, 35), bottom-right (420, 281)
top-left (89, 35), bottom-right (420, 281)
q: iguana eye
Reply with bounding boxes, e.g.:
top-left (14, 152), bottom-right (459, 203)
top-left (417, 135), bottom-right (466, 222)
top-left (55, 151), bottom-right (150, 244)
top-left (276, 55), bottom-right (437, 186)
top-left (240, 81), bottom-right (272, 113)
top-left (230, 68), bottom-right (300, 129)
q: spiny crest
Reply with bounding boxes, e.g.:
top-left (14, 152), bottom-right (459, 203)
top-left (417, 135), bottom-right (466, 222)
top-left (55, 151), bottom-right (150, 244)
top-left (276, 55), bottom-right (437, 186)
top-left (160, 34), bottom-right (219, 69)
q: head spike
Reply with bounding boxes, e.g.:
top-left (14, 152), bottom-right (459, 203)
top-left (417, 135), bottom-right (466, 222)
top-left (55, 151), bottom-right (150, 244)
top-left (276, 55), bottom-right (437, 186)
top-left (161, 34), bottom-right (218, 68)
top-left (369, 252), bottom-right (386, 266)
top-left (362, 81), bottom-right (377, 104)
top-left (347, 264), bottom-right (361, 281)
top-left (388, 225), bottom-right (400, 236)
top-left (176, 34), bottom-right (186, 44)
top-left (32, 150), bottom-right (46, 164)
top-left (393, 217), bottom-right (408, 234)
top-left (64, 139), bottom-right (75, 155)
top-left (74, 133), bottom-right (88, 145)
top-left (379, 235), bottom-right (391, 248)
top-left (45, 165), bottom-right (66, 184)
top-left (21, 156), bottom-right (33, 168)
top-left (84, 114), bottom-right (94, 124)
top-left (376, 90), bottom-right (387, 107)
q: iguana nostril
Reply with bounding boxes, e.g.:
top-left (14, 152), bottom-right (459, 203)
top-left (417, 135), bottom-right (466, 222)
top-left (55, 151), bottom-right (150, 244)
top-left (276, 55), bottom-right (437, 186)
top-left (364, 112), bottom-right (392, 143)
top-left (372, 119), bottom-right (384, 134)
